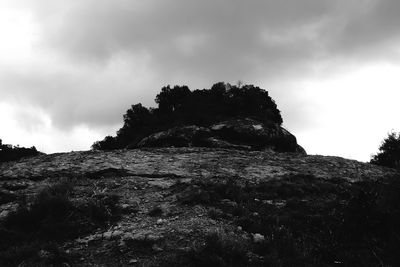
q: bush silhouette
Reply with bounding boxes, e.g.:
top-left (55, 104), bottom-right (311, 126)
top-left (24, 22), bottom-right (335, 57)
top-left (371, 132), bottom-right (400, 168)
top-left (93, 82), bottom-right (282, 150)
top-left (0, 139), bottom-right (39, 162)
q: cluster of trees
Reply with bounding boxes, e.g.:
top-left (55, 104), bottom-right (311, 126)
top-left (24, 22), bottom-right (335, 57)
top-left (0, 139), bottom-right (39, 163)
top-left (371, 132), bottom-right (400, 169)
top-left (92, 82), bottom-right (283, 150)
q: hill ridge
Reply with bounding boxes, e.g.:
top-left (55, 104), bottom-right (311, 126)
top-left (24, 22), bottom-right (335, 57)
top-left (0, 148), bottom-right (394, 182)
top-left (1, 148), bottom-right (399, 266)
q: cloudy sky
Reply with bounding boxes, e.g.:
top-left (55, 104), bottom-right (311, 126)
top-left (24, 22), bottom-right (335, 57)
top-left (1, 0), bottom-right (400, 161)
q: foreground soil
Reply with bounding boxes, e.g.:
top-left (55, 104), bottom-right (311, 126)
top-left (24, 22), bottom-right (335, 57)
top-left (0, 148), bottom-right (398, 266)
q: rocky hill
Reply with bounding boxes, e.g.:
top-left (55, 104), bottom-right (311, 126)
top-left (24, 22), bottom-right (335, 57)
top-left (1, 148), bottom-right (399, 266)
top-left (91, 83), bottom-right (293, 152)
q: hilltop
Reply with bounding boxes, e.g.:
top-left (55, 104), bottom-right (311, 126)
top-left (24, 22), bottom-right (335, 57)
top-left (1, 83), bottom-right (399, 266)
top-left (1, 148), bottom-right (399, 266)
top-left (92, 83), bottom-right (303, 153)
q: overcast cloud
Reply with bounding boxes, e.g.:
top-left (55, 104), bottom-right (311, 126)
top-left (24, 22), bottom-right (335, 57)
top-left (1, 0), bottom-right (400, 160)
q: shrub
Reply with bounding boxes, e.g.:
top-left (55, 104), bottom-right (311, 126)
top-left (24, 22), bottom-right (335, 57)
top-left (0, 139), bottom-right (39, 163)
top-left (371, 132), bottom-right (400, 168)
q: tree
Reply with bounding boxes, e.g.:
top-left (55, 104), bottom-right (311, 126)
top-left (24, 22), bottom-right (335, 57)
top-left (92, 82), bottom-right (283, 150)
top-left (155, 85), bottom-right (191, 113)
top-left (0, 139), bottom-right (39, 162)
top-left (371, 132), bottom-right (400, 168)
top-left (91, 136), bottom-right (119, 150)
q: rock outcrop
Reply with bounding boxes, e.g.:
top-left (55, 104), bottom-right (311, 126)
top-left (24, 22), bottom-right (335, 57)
top-left (0, 148), bottom-right (398, 266)
top-left (136, 118), bottom-right (305, 153)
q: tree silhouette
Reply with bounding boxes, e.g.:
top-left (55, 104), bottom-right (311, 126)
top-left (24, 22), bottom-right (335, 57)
top-left (371, 132), bottom-right (400, 168)
top-left (155, 85), bottom-right (191, 114)
top-left (92, 82), bottom-right (283, 150)
top-left (0, 138), bottom-right (39, 162)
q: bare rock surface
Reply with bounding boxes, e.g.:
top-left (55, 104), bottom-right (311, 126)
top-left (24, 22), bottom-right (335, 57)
top-left (0, 148), bottom-right (398, 266)
top-left (135, 118), bottom-right (306, 153)
top-left (0, 148), bottom-right (392, 182)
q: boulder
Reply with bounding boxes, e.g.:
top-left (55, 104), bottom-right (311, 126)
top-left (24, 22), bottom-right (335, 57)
top-left (210, 118), bottom-right (298, 151)
top-left (135, 118), bottom-right (305, 154)
top-left (137, 126), bottom-right (210, 148)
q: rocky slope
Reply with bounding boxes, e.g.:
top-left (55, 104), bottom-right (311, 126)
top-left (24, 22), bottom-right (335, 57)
top-left (0, 148), bottom-right (399, 266)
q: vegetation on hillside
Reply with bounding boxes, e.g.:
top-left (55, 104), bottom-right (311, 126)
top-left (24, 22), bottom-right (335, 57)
top-left (171, 174), bottom-right (400, 266)
top-left (0, 179), bottom-right (121, 266)
top-left (0, 139), bottom-right (39, 163)
top-left (92, 82), bottom-right (282, 150)
top-left (371, 132), bottom-right (400, 168)
top-left (0, 147), bottom-right (398, 266)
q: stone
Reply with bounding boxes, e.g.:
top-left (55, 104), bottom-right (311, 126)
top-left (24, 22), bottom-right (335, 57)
top-left (209, 118), bottom-right (304, 153)
top-left (132, 232), bottom-right (147, 242)
top-left (130, 232), bottom-right (163, 243)
top-left (146, 234), bottom-right (163, 242)
top-left (152, 244), bottom-right (163, 252)
top-left (120, 198), bottom-right (140, 213)
top-left (122, 232), bottom-right (135, 241)
top-left (156, 218), bottom-right (166, 225)
top-left (129, 259), bottom-right (138, 264)
top-left (134, 117), bottom-right (305, 153)
top-left (252, 233), bottom-right (265, 243)
top-left (0, 203), bottom-right (18, 221)
top-left (103, 230), bottom-right (123, 240)
top-left (0, 210), bottom-right (10, 220)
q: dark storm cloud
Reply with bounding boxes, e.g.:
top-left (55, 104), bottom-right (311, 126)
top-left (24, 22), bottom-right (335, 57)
top-left (37, 0), bottom-right (334, 76)
top-left (4, 0), bottom-right (400, 131)
top-left (328, 0), bottom-right (400, 59)
top-left (37, 0), bottom-right (400, 71)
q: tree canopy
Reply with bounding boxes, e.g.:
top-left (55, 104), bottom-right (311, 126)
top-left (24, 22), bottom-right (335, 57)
top-left (0, 139), bottom-right (39, 162)
top-left (92, 82), bottom-right (283, 150)
top-left (371, 132), bottom-right (400, 169)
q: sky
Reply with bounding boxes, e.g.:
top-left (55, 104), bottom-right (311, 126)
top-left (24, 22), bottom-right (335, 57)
top-left (1, 0), bottom-right (400, 162)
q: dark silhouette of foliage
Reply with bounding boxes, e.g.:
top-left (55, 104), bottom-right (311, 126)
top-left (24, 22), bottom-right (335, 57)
top-left (0, 180), bottom-right (121, 266)
top-left (93, 82), bottom-right (283, 150)
top-left (371, 132), bottom-right (400, 168)
top-left (0, 139), bottom-right (39, 163)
